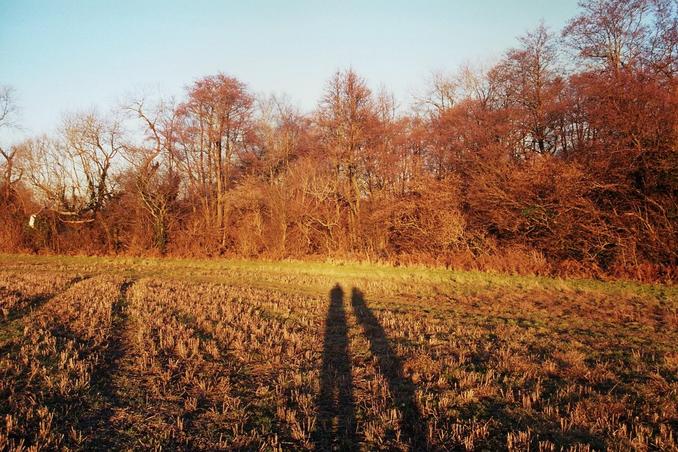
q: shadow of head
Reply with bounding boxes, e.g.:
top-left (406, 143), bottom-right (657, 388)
top-left (351, 287), bottom-right (364, 304)
top-left (330, 283), bottom-right (343, 302)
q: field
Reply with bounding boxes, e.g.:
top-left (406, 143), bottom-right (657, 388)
top-left (0, 254), bottom-right (676, 451)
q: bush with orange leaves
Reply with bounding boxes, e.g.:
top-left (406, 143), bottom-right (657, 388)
top-left (468, 154), bottom-right (613, 264)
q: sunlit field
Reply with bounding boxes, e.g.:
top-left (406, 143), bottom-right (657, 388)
top-left (0, 254), bottom-right (676, 451)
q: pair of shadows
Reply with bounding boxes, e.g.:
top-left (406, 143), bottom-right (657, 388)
top-left (312, 284), bottom-right (427, 451)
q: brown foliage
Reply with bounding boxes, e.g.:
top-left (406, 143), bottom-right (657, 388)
top-left (1, 0), bottom-right (676, 281)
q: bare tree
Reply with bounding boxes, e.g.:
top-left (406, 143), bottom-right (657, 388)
top-left (414, 71), bottom-right (458, 117)
top-left (0, 86), bottom-right (21, 200)
top-left (0, 85), bottom-right (18, 130)
top-left (61, 112), bottom-right (123, 216)
top-left (562, 0), bottom-right (676, 75)
top-left (22, 111), bottom-right (123, 241)
top-left (124, 98), bottom-right (180, 253)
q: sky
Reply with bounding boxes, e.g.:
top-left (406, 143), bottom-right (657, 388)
top-left (1, 0), bottom-right (581, 143)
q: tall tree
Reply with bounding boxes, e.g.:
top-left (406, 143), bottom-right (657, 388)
top-left (124, 98), bottom-right (180, 253)
top-left (493, 24), bottom-right (566, 155)
top-left (175, 74), bottom-right (254, 249)
top-left (315, 69), bottom-right (380, 249)
top-left (563, 0), bottom-right (676, 75)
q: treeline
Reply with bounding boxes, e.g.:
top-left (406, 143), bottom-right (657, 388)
top-left (1, 0), bottom-right (676, 281)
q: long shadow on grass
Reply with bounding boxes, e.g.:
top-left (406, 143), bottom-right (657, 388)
top-left (313, 284), bottom-right (358, 450)
top-left (0, 275), bottom-right (90, 327)
top-left (351, 287), bottom-right (428, 450)
top-left (0, 275), bottom-right (91, 356)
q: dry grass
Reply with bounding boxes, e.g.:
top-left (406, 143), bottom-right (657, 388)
top-left (0, 271), bottom-right (78, 321)
top-left (0, 254), bottom-right (676, 450)
top-left (0, 275), bottom-right (125, 450)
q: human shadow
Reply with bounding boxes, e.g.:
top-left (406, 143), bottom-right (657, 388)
top-left (351, 287), bottom-right (428, 450)
top-left (313, 284), bottom-right (358, 451)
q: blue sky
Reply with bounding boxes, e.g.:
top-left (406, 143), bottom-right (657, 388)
top-left (1, 0), bottom-right (580, 141)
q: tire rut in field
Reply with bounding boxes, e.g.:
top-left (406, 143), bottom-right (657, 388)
top-left (83, 280), bottom-right (210, 451)
top-left (78, 279), bottom-right (135, 451)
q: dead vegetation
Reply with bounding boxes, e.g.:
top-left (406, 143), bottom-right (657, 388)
top-left (0, 275), bottom-right (125, 450)
top-left (0, 257), bottom-right (676, 451)
top-left (1, 0), bottom-right (676, 282)
top-left (0, 271), bottom-right (75, 321)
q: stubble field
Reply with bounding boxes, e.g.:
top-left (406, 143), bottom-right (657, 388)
top-left (0, 254), bottom-right (676, 451)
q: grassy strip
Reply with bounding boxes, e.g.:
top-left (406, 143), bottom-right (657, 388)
top-left (1, 254), bottom-right (675, 303)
